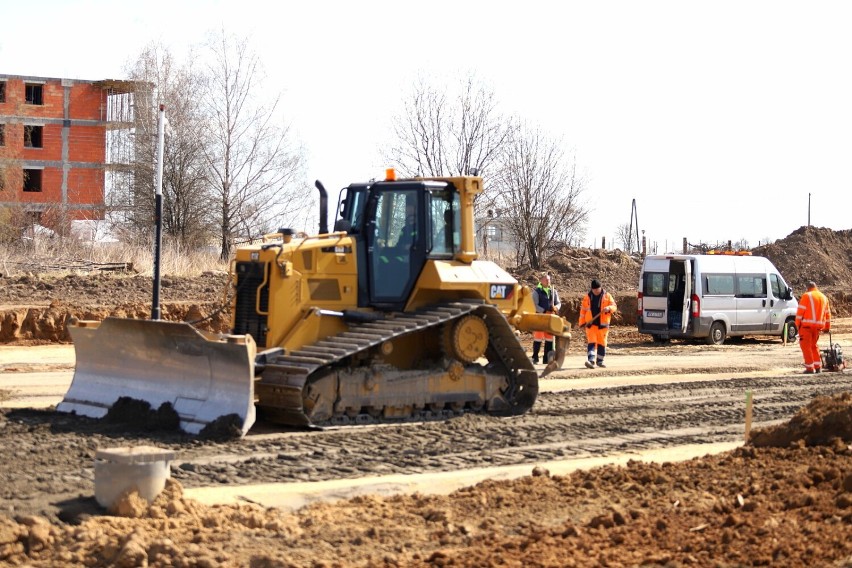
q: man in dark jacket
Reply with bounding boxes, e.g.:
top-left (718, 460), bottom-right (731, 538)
top-left (531, 273), bottom-right (561, 364)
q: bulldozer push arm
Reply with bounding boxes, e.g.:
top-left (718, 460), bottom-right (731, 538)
top-left (508, 285), bottom-right (571, 376)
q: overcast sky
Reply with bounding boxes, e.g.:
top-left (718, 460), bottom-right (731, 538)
top-left (2, 0), bottom-right (850, 251)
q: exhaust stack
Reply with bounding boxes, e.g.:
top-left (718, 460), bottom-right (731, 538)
top-left (315, 180), bottom-right (328, 235)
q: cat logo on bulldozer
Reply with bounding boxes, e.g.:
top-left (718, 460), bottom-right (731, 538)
top-left (489, 284), bottom-right (514, 300)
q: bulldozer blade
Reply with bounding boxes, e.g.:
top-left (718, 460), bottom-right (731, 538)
top-left (58, 318), bottom-right (257, 436)
top-left (540, 335), bottom-right (568, 378)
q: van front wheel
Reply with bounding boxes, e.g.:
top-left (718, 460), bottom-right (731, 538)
top-left (784, 320), bottom-right (798, 343)
top-left (706, 322), bottom-right (727, 345)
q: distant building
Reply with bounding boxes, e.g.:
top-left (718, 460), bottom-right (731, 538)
top-left (476, 208), bottom-right (519, 259)
top-left (0, 74), bottom-right (135, 230)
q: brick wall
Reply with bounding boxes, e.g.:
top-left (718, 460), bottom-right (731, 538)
top-left (0, 76), bottom-right (109, 223)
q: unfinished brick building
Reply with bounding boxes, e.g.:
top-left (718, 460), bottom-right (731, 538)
top-left (0, 74), bottom-right (134, 232)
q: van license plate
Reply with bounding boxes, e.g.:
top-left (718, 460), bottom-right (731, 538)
top-left (645, 310), bottom-right (664, 318)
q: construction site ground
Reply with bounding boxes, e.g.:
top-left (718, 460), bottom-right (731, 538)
top-left (1, 225), bottom-right (851, 566)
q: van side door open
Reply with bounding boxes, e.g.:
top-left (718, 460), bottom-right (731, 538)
top-left (681, 260), bottom-right (692, 334)
top-left (666, 260), bottom-right (690, 333)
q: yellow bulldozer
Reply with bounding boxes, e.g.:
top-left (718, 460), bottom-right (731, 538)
top-left (58, 171), bottom-right (571, 435)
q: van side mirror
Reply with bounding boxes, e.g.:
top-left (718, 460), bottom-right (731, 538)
top-left (784, 287), bottom-right (794, 301)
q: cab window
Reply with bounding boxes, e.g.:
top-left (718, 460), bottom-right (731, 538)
top-left (428, 189), bottom-right (459, 256)
top-left (338, 188), bottom-right (367, 233)
top-left (375, 190), bottom-right (417, 249)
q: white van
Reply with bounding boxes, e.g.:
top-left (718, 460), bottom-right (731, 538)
top-left (637, 254), bottom-right (798, 344)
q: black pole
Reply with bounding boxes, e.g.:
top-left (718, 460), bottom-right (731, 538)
top-left (152, 104), bottom-right (166, 320)
top-left (152, 191), bottom-right (163, 320)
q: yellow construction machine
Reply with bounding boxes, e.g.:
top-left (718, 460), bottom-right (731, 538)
top-left (59, 171), bottom-right (570, 435)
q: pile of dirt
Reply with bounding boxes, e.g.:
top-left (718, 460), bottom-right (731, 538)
top-left (755, 225), bottom-right (852, 316)
top-left (514, 247), bottom-right (643, 295)
top-left (0, 271), bottom-right (233, 343)
top-left (750, 392), bottom-right (852, 448)
top-left (0, 300), bottom-right (231, 343)
top-left (0, 271), bottom-right (229, 308)
top-left (1, 394), bottom-right (850, 567)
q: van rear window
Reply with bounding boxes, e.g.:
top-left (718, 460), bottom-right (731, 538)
top-left (704, 274), bottom-right (734, 296)
top-left (643, 272), bottom-right (667, 297)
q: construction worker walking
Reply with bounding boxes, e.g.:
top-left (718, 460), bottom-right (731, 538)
top-left (795, 281), bottom-right (831, 374)
top-left (579, 279), bottom-right (617, 368)
top-left (531, 273), bottom-right (561, 364)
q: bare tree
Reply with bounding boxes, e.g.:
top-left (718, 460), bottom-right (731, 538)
top-left (0, 131), bottom-right (28, 243)
top-left (200, 31), bottom-right (307, 260)
top-left (492, 125), bottom-right (588, 269)
top-left (615, 223), bottom-right (635, 252)
top-left (115, 44), bottom-right (215, 248)
top-left (385, 74), bottom-right (513, 218)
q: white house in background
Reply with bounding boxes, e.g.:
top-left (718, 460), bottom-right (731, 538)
top-left (70, 218), bottom-right (119, 244)
top-left (475, 208), bottom-right (518, 259)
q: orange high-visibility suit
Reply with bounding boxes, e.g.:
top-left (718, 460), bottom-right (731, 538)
top-left (579, 287), bottom-right (617, 368)
top-left (795, 285), bottom-right (831, 373)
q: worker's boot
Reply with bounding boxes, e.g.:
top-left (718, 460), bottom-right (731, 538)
top-left (596, 345), bottom-right (606, 368)
top-left (544, 341), bottom-right (554, 364)
top-left (532, 341), bottom-right (541, 364)
top-left (585, 344), bottom-right (595, 368)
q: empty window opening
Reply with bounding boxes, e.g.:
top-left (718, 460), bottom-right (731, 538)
top-left (0, 124), bottom-right (5, 146)
top-left (24, 125), bottom-right (43, 148)
top-left (25, 84), bottom-right (44, 105)
top-left (0, 81), bottom-right (6, 103)
top-left (23, 169), bottom-right (43, 192)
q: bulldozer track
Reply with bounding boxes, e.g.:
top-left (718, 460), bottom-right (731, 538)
top-left (255, 300), bottom-right (537, 426)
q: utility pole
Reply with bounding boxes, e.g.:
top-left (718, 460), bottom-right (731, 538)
top-left (627, 199), bottom-right (640, 254)
top-left (808, 193), bottom-right (811, 227)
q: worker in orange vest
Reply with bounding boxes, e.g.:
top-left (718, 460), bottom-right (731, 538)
top-left (795, 281), bottom-right (831, 374)
top-left (578, 279), bottom-right (617, 368)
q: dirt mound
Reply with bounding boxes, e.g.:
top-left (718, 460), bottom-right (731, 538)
top-left (0, 301), bottom-right (231, 343)
top-left (754, 226), bottom-right (852, 290)
top-left (749, 391), bottom-right (852, 448)
top-left (515, 247), bottom-right (643, 295)
top-left (0, 271), bottom-right (230, 307)
top-left (755, 225), bottom-right (852, 317)
top-left (104, 398), bottom-right (181, 432)
top-left (3, 396), bottom-right (852, 566)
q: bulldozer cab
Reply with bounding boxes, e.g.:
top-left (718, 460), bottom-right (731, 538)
top-left (336, 179), bottom-right (461, 310)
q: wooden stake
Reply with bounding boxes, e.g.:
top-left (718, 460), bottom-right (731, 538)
top-left (744, 390), bottom-right (753, 442)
